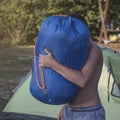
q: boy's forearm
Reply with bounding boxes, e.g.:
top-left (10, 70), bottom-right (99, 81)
top-left (49, 43), bottom-right (102, 88)
top-left (50, 60), bottom-right (85, 87)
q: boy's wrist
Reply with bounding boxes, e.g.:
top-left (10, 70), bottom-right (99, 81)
top-left (50, 59), bottom-right (59, 69)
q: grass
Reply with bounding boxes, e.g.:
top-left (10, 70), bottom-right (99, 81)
top-left (0, 45), bottom-right (34, 111)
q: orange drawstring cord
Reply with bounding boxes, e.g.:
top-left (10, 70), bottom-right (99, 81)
top-left (34, 46), bottom-right (46, 94)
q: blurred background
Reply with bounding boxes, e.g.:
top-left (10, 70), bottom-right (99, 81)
top-left (0, 0), bottom-right (120, 111)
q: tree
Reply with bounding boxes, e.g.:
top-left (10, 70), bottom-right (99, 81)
top-left (0, 0), bottom-right (120, 45)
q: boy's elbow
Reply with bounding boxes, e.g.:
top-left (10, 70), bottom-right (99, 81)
top-left (80, 83), bottom-right (86, 88)
top-left (79, 80), bottom-right (87, 88)
top-left (78, 72), bottom-right (88, 88)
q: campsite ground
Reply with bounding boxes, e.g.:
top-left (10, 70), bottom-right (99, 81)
top-left (0, 43), bottom-right (120, 111)
top-left (99, 42), bottom-right (120, 52)
top-left (0, 46), bottom-right (34, 111)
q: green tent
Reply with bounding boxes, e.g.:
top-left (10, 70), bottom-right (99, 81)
top-left (0, 46), bottom-right (120, 120)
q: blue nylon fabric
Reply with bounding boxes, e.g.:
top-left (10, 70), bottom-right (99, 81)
top-left (30, 15), bottom-right (90, 105)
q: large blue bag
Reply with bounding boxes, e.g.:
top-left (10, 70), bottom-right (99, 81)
top-left (30, 15), bottom-right (90, 105)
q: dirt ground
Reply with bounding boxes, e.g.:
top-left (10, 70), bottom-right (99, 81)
top-left (105, 42), bottom-right (120, 52)
top-left (98, 42), bottom-right (120, 53)
top-left (0, 46), bottom-right (34, 111)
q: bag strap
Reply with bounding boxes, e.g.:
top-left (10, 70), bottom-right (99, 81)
top-left (34, 46), bottom-right (46, 94)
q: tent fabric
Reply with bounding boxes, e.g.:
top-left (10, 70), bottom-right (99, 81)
top-left (107, 57), bottom-right (120, 102)
top-left (0, 112), bottom-right (56, 120)
top-left (111, 82), bottom-right (120, 98)
top-left (101, 47), bottom-right (120, 103)
top-left (108, 57), bottom-right (120, 84)
top-left (1, 47), bottom-right (120, 120)
top-left (30, 15), bottom-right (90, 105)
top-left (3, 74), bottom-right (62, 118)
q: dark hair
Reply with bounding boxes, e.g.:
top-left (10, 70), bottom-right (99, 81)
top-left (67, 12), bottom-right (88, 26)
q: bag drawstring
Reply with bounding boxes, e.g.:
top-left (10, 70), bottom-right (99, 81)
top-left (34, 46), bottom-right (46, 94)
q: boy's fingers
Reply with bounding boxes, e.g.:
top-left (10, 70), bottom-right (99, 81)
top-left (39, 54), bottom-right (43, 57)
top-left (58, 118), bottom-right (62, 120)
top-left (39, 54), bottom-right (44, 59)
top-left (44, 49), bottom-right (51, 55)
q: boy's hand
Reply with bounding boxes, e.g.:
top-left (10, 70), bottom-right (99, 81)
top-left (57, 105), bottom-right (64, 120)
top-left (39, 49), bottom-right (56, 68)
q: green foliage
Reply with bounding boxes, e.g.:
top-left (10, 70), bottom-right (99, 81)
top-left (0, 0), bottom-right (120, 45)
top-left (108, 0), bottom-right (120, 27)
top-left (0, 0), bottom-right (48, 45)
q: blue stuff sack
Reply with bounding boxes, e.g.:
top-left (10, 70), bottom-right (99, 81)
top-left (30, 15), bottom-right (90, 105)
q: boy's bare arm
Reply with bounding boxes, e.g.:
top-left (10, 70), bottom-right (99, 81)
top-left (39, 43), bottom-right (103, 88)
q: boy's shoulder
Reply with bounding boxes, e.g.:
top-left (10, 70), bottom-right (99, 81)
top-left (88, 42), bottom-right (103, 65)
top-left (91, 43), bottom-right (103, 57)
